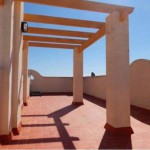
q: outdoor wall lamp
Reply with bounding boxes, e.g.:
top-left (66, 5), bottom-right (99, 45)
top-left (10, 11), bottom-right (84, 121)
top-left (21, 22), bottom-right (28, 32)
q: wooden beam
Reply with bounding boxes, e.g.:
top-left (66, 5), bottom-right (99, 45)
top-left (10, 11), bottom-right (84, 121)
top-left (24, 14), bottom-right (104, 29)
top-left (28, 27), bottom-right (94, 38)
top-left (29, 42), bottom-right (78, 49)
top-left (23, 35), bottom-right (86, 44)
top-left (78, 25), bottom-right (106, 52)
top-left (14, 0), bottom-right (134, 14)
top-left (0, 0), bottom-right (3, 5)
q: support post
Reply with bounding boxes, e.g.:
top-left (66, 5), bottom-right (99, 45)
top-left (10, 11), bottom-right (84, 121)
top-left (0, 0), bottom-right (14, 144)
top-left (72, 48), bottom-right (84, 105)
top-left (22, 41), bottom-right (29, 106)
top-left (105, 11), bottom-right (133, 135)
top-left (11, 1), bottom-right (24, 136)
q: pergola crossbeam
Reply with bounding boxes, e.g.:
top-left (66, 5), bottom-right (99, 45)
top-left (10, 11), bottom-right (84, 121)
top-left (78, 25), bottom-right (106, 52)
top-left (24, 14), bottom-right (104, 29)
top-left (0, 0), bottom-right (3, 5)
top-left (28, 27), bottom-right (94, 38)
top-left (14, 0), bottom-right (134, 14)
top-left (23, 35), bottom-right (86, 44)
top-left (29, 42), bottom-right (78, 49)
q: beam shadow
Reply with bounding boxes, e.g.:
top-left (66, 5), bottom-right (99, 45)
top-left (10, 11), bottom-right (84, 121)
top-left (47, 104), bottom-right (82, 149)
top-left (99, 131), bottom-right (132, 149)
top-left (12, 104), bottom-right (81, 149)
top-left (11, 137), bottom-right (79, 145)
top-left (22, 123), bottom-right (69, 127)
top-left (21, 114), bottom-right (47, 117)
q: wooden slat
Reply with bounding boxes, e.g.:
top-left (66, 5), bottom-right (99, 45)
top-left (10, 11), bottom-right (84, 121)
top-left (24, 14), bottom-right (104, 29)
top-left (28, 27), bottom-right (94, 38)
top-left (0, 0), bottom-right (3, 5)
top-left (78, 25), bottom-right (106, 52)
top-left (29, 42), bottom-right (78, 49)
top-left (23, 35), bottom-right (86, 44)
top-left (14, 0), bottom-right (134, 14)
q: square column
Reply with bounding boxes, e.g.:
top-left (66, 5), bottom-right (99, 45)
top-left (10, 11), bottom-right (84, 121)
top-left (11, 1), bottom-right (24, 136)
top-left (0, 0), bottom-right (14, 144)
top-left (72, 48), bottom-right (84, 105)
top-left (22, 41), bottom-right (29, 106)
top-left (105, 11), bottom-right (133, 135)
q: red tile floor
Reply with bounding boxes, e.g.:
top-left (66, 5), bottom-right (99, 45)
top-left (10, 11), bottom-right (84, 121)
top-left (0, 95), bottom-right (150, 149)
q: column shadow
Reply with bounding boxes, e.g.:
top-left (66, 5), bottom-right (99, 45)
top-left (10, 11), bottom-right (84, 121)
top-left (47, 104), bottom-right (82, 149)
top-left (99, 131), bottom-right (132, 149)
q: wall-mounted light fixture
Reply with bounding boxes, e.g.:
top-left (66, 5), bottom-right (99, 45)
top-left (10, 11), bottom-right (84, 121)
top-left (21, 22), bottom-right (28, 32)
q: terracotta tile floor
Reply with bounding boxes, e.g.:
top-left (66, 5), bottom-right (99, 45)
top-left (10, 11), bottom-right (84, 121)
top-left (0, 95), bottom-right (150, 149)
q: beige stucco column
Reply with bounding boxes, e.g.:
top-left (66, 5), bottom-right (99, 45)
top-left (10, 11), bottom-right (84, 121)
top-left (11, 1), bottom-right (24, 135)
top-left (0, 0), bottom-right (14, 144)
top-left (105, 11), bottom-right (133, 135)
top-left (72, 48), bottom-right (84, 105)
top-left (22, 41), bottom-right (29, 106)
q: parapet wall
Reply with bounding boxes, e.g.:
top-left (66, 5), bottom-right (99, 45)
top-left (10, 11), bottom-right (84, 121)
top-left (29, 59), bottom-right (150, 110)
top-left (29, 70), bottom-right (73, 93)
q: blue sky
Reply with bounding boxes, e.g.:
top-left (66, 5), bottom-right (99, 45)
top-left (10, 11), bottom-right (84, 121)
top-left (25, 0), bottom-right (150, 77)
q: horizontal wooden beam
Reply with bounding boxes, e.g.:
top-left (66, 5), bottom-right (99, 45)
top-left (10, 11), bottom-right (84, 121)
top-left (24, 14), bottom-right (104, 29)
top-left (28, 27), bottom-right (94, 38)
top-left (78, 25), bottom-right (106, 52)
top-left (0, 0), bottom-right (3, 5)
top-left (14, 0), bottom-right (134, 14)
top-left (29, 42), bottom-right (78, 49)
top-left (23, 35), bottom-right (86, 44)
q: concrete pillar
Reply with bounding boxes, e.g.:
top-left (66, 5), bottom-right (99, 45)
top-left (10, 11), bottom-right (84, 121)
top-left (11, 2), bottom-right (24, 135)
top-left (22, 41), bottom-right (29, 106)
top-left (105, 11), bottom-right (133, 135)
top-left (72, 48), bottom-right (83, 105)
top-left (0, 0), bottom-right (14, 144)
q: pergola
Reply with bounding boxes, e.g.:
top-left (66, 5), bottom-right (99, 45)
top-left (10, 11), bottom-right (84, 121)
top-left (0, 0), bottom-right (134, 143)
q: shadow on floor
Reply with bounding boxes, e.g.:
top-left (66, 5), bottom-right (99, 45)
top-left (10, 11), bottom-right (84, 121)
top-left (47, 104), bottom-right (82, 149)
top-left (83, 94), bottom-right (106, 108)
top-left (131, 105), bottom-right (150, 125)
top-left (22, 123), bottom-right (69, 127)
top-left (84, 94), bottom-right (150, 125)
top-left (14, 105), bottom-right (81, 149)
top-left (99, 131), bottom-right (132, 149)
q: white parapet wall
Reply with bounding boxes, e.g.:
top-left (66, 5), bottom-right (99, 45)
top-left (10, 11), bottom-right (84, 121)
top-left (29, 70), bottom-right (73, 94)
top-left (84, 59), bottom-right (150, 110)
top-left (130, 59), bottom-right (150, 110)
top-left (83, 76), bottom-right (106, 100)
top-left (28, 59), bottom-right (150, 110)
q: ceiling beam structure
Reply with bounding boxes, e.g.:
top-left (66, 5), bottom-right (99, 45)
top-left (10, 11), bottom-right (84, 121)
top-left (23, 35), bottom-right (87, 44)
top-left (29, 42), bottom-right (79, 49)
top-left (0, 0), bottom-right (3, 5)
top-left (28, 27), bottom-right (94, 38)
top-left (24, 14), bottom-right (104, 29)
top-left (78, 25), bottom-right (106, 52)
top-left (16, 0), bottom-right (134, 51)
top-left (14, 0), bottom-right (134, 14)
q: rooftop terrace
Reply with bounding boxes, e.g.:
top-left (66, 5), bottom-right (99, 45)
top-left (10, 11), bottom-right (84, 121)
top-left (0, 95), bottom-right (149, 149)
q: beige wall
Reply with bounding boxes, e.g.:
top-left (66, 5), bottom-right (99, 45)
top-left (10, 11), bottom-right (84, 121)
top-left (130, 59), bottom-right (150, 110)
top-left (29, 70), bottom-right (73, 93)
top-left (84, 59), bottom-right (150, 110)
top-left (84, 76), bottom-right (106, 100)
top-left (29, 59), bottom-right (150, 110)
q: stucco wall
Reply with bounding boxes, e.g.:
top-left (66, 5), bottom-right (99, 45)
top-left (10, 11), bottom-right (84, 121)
top-left (130, 59), bottom-right (150, 110)
top-left (83, 59), bottom-right (150, 110)
top-left (29, 59), bottom-right (150, 110)
top-left (83, 76), bottom-right (106, 100)
top-left (29, 70), bottom-right (73, 93)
